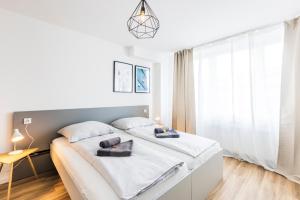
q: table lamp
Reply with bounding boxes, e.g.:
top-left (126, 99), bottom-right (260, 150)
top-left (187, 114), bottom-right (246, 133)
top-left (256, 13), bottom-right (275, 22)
top-left (9, 129), bottom-right (24, 155)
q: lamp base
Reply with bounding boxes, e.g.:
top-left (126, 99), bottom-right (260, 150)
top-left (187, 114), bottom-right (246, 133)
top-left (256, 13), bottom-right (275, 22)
top-left (8, 150), bottom-right (24, 155)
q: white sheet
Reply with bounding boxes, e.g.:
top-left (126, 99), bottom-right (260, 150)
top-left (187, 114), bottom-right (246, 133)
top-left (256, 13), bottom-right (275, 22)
top-left (126, 125), bottom-right (219, 158)
top-left (69, 132), bottom-right (185, 200)
top-left (51, 136), bottom-right (190, 200)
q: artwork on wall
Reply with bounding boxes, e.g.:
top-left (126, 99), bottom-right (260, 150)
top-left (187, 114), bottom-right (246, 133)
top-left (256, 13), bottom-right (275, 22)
top-left (113, 61), bottom-right (133, 93)
top-left (135, 65), bottom-right (150, 93)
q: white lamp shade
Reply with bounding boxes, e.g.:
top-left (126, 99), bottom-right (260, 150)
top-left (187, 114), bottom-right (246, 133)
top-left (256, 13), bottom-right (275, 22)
top-left (11, 129), bottom-right (24, 142)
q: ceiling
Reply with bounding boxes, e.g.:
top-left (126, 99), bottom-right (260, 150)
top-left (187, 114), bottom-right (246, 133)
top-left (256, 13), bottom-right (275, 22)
top-left (0, 0), bottom-right (299, 51)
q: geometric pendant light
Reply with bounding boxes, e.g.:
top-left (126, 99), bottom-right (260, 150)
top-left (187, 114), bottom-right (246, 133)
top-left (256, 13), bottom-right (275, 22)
top-left (127, 0), bottom-right (160, 39)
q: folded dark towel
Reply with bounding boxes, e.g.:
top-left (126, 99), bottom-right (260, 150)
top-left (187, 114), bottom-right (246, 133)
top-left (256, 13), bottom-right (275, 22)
top-left (97, 140), bottom-right (133, 157)
top-left (155, 129), bottom-right (180, 138)
top-left (155, 133), bottom-right (180, 138)
top-left (100, 137), bottom-right (121, 148)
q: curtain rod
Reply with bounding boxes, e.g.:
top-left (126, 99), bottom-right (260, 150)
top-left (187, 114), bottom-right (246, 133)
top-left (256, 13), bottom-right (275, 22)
top-left (190, 14), bottom-right (300, 50)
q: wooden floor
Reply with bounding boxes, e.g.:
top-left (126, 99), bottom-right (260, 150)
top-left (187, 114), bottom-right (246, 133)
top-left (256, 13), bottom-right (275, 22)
top-left (207, 158), bottom-right (300, 200)
top-left (0, 157), bottom-right (299, 200)
top-left (0, 172), bottom-right (69, 200)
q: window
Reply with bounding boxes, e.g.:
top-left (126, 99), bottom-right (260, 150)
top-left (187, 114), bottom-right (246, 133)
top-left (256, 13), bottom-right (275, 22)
top-left (193, 24), bottom-right (284, 168)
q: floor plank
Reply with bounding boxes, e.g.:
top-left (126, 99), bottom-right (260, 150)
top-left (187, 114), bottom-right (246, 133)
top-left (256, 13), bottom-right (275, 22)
top-left (0, 157), bottom-right (299, 200)
top-left (207, 157), bottom-right (300, 200)
top-left (0, 172), bottom-right (70, 200)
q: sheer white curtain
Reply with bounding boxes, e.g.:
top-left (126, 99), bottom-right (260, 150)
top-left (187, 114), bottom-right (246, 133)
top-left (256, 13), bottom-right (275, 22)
top-left (277, 18), bottom-right (300, 183)
top-left (194, 25), bottom-right (284, 169)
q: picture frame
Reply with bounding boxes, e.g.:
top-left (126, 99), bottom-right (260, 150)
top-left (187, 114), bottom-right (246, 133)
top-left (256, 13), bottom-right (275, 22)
top-left (113, 61), bottom-right (133, 93)
top-left (135, 65), bottom-right (150, 93)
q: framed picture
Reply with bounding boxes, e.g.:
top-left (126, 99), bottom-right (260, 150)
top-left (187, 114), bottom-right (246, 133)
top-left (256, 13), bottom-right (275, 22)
top-left (113, 61), bottom-right (133, 93)
top-left (135, 65), bottom-right (150, 93)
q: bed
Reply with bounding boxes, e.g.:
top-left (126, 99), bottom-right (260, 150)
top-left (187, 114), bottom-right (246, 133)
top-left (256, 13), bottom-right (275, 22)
top-left (51, 136), bottom-right (191, 200)
top-left (111, 119), bottom-right (223, 200)
top-left (13, 105), bottom-right (223, 200)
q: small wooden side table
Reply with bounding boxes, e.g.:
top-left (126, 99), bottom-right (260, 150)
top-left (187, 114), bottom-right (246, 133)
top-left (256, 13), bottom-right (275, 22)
top-left (0, 148), bottom-right (39, 200)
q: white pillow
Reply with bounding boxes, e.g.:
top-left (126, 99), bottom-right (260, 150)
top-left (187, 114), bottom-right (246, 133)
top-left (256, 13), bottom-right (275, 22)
top-left (58, 121), bottom-right (114, 142)
top-left (111, 117), bottom-right (155, 130)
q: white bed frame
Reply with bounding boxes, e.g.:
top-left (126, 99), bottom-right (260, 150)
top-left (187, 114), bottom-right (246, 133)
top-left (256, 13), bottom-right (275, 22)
top-left (51, 148), bottom-right (223, 200)
top-left (13, 105), bottom-right (223, 200)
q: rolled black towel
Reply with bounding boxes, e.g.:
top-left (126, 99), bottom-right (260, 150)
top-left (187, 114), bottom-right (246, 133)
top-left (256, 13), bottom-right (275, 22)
top-left (97, 140), bottom-right (133, 157)
top-left (169, 128), bottom-right (176, 133)
top-left (100, 137), bottom-right (121, 148)
top-left (154, 128), bottom-right (169, 133)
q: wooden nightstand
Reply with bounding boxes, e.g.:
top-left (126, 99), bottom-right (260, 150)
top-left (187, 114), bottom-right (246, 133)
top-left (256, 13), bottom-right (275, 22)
top-left (0, 148), bottom-right (39, 200)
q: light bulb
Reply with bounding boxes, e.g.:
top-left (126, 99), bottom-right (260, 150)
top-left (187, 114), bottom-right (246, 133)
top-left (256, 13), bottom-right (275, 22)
top-left (138, 3), bottom-right (146, 24)
top-left (138, 11), bottom-right (146, 24)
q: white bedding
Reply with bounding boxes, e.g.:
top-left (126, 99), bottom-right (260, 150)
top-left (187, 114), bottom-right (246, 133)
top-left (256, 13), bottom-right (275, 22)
top-left (126, 125), bottom-right (219, 158)
top-left (50, 128), bottom-right (221, 199)
top-left (52, 136), bottom-right (190, 200)
top-left (69, 132), bottom-right (185, 200)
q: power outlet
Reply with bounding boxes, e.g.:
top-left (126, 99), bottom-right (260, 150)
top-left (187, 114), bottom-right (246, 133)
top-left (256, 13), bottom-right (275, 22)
top-left (24, 118), bottom-right (32, 125)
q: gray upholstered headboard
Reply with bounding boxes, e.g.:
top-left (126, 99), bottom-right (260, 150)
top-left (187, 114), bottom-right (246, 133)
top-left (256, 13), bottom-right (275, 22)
top-left (13, 105), bottom-right (149, 152)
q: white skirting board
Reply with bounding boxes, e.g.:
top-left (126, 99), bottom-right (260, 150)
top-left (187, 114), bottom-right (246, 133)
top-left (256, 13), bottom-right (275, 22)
top-left (51, 148), bottom-right (223, 200)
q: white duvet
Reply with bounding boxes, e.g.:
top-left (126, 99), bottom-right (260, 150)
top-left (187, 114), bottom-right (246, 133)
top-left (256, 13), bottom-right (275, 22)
top-left (126, 125), bottom-right (218, 158)
top-left (70, 132), bottom-right (184, 200)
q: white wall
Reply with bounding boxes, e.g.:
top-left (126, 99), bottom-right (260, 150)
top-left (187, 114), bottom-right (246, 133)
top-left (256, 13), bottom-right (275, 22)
top-left (0, 9), bottom-right (163, 183)
top-left (160, 53), bottom-right (174, 127)
top-left (152, 63), bottom-right (161, 122)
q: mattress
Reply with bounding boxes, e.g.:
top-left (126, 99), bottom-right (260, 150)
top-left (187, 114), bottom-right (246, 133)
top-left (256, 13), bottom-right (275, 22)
top-left (51, 136), bottom-right (189, 200)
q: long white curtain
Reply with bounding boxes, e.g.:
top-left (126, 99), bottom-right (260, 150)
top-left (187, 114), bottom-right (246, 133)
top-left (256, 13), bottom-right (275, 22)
top-left (277, 18), bottom-right (300, 183)
top-left (194, 25), bottom-right (284, 169)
